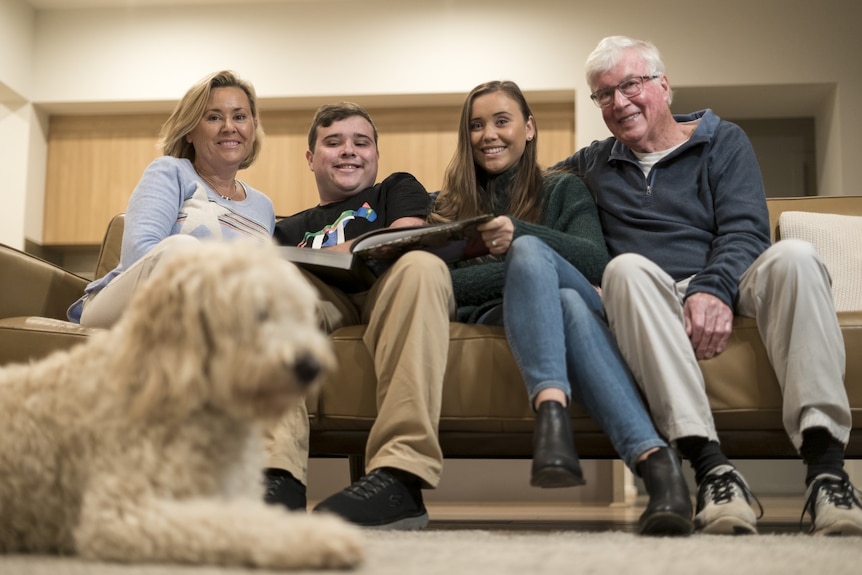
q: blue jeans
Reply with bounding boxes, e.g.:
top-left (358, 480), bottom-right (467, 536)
top-left (503, 236), bottom-right (666, 471)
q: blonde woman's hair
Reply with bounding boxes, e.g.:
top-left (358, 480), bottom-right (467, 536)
top-left (158, 70), bottom-right (264, 169)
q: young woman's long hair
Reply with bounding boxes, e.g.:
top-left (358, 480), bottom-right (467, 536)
top-left (431, 80), bottom-right (544, 224)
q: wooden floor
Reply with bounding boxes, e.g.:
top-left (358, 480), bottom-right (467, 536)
top-left (423, 496), bottom-right (805, 534)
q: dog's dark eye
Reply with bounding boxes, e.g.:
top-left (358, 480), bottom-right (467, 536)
top-left (256, 308), bottom-right (271, 322)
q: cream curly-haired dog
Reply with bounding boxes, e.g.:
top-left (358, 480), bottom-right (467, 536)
top-left (0, 240), bottom-right (362, 570)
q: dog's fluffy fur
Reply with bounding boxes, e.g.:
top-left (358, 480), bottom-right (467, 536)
top-left (0, 240), bottom-right (362, 569)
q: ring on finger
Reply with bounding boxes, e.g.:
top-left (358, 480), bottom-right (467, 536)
top-left (491, 239), bottom-right (498, 247)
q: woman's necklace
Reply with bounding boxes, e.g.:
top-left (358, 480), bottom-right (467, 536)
top-left (197, 169), bottom-right (242, 201)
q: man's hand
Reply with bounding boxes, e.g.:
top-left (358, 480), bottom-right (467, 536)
top-left (684, 292), bottom-right (733, 360)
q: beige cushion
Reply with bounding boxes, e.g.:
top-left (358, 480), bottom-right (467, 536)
top-left (778, 211), bottom-right (862, 312)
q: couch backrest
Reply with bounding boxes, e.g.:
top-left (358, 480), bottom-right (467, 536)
top-left (94, 197), bottom-right (862, 278)
top-left (767, 195), bottom-right (862, 241)
top-left (94, 213), bottom-right (124, 280)
top-left (767, 195), bottom-right (862, 312)
top-left (0, 243), bottom-right (89, 321)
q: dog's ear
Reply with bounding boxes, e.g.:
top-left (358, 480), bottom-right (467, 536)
top-left (117, 247), bottom-right (220, 420)
top-left (113, 239), bottom-right (331, 422)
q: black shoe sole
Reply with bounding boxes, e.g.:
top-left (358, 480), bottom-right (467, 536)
top-left (530, 465), bottom-right (586, 488)
top-left (639, 511), bottom-right (694, 537)
top-left (366, 511), bottom-right (430, 531)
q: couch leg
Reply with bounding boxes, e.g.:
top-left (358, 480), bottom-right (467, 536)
top-left (348, 455), bottom-right (365, 484)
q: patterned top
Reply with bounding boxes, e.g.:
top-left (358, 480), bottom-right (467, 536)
top-left (273, 172), bottom-right (431, 248)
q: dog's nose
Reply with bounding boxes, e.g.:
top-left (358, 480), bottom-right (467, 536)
top-left (294, 353), bottom-right (322, 386)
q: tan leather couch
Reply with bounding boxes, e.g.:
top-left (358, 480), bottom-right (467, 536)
top-left (2, 197), bottom-right (861, 479)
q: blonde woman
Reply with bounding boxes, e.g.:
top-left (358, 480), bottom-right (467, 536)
top-left (68, 70), bottom-right (274, 327)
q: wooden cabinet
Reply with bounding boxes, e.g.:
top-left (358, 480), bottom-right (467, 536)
top-left (43, 101), bottom-right (574, 245)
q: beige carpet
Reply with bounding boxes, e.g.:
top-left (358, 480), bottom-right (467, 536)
top-left (2, 529), bottom-right (861, 575)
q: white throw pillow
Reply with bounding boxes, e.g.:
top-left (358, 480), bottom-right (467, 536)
top-left (778, 210), bottom-right (862, 312)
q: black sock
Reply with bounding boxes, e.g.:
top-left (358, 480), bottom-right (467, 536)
top-left (676, 436), bottom-right (732, 485)
top-left (382, 467), bottom-right (424, 504)
top-left (386, 467), bottom-right (420, 483)
top-left (799, 427), bottom-right (847, 486)
top-left (265, 467), bottom-right (299, 482)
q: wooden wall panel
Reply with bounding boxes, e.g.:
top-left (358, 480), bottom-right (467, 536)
top-left (242, 110), bottom-right (320, 218)
top-left (44, 114), bottom-right (163, 246)
top-left (42, 101), bottom-right (574, 245)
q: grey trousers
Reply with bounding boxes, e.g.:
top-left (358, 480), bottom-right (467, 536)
top-left (601, 239), bottom-right (849, 451)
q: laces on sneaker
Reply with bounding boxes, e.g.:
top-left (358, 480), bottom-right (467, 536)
top-left (314, 468), bottom-right (428, 529)
top-left (263, 468), bottom-right (307, 510)
top-left (699, 468), bottom-right (764, 518)
top-left (265, 476), bottom-right (284, 499)
top-left (344, 469), bottom-right (397, 500)
top-left (800, 475), bottom-right (862, 532)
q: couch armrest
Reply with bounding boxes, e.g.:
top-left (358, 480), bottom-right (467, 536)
top-left (94, 213), bottom-right (124, 280)
top-left (0, 243), bottom-right (88, 321)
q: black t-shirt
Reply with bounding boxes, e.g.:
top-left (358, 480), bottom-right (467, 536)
top-left (274, 172), bottom-right (431, 247)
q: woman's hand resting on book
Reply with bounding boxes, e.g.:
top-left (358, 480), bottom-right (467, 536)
top-left (477, 216), bottom-right (514, 255)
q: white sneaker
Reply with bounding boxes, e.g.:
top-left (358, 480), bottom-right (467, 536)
top-left (801, 474), bottom-right (862, 536)
top-left (694, 464), bottom-right (762, 535)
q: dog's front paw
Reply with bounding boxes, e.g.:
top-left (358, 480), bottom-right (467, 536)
top-left (262, 513), bottom-right (364, 570)
top-left (309, 514), bottom-right (365, 569)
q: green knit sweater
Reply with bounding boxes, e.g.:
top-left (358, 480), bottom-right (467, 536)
top-left (450, 170), bottom-right (609, 322)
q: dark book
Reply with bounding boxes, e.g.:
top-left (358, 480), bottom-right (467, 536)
top-left (277, 245), bottom-right (378, 293)
top-left (279, 213), bottom-right (495, 292)
top-left (351, 213), bottom-right (494, 263)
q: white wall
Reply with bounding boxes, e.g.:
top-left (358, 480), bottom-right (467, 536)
top-left (0, 104), bottom-right (32, 249)
top-left (0, 0), bottom-right (35, 249)
top-left (0, 0), bottom-right (32, 97)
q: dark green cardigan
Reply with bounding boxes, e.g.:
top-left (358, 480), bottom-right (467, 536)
top-left (449, 171), bottom-right (609, 322)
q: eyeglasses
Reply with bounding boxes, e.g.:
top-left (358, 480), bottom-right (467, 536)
top-left (590, 75), bottom-right (661, 108)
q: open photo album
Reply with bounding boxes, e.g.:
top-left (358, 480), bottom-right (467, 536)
top-left (278, 213), bottom-right (494, 292)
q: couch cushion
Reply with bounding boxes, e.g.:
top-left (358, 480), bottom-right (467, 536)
top-left (778, 211), bottom-right (862, 312)
top-left (0, 317), bottom-right (98, 366)
top-left (318, 323), bottom-right (599, 434)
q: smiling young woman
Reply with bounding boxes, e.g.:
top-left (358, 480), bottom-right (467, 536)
top-left (429, 80), bottom-right (693, 536)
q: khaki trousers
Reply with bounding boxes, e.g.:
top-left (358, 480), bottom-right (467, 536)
top-left (266, 250), bottom-right (455, 488)
top-left (602, 239), bottom-right (850, 451)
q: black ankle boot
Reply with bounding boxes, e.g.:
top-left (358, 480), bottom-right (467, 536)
top-left (635, 447), bottom-right (694, 536)
top-left (530, 401), bottom-right (585, 488)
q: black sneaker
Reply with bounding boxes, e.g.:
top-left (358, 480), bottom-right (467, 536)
top-left (313, 468), bottom-right (429, 530)
top-left (263, 468), bottom-right (307, 511)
